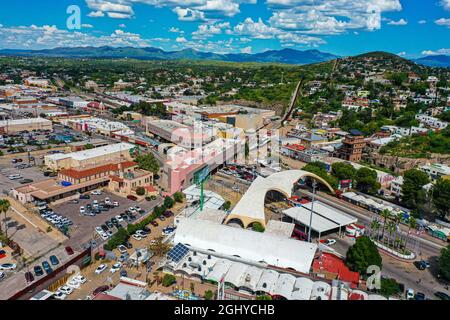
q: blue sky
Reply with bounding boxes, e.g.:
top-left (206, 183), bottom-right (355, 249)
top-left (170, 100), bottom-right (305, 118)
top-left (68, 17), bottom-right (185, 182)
top-left (0, 0), bottom-right (449, 57)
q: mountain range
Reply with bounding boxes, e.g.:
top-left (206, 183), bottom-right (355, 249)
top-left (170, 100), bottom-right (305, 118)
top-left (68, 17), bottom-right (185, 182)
top-left (0, 46), bottom-right (449, 68)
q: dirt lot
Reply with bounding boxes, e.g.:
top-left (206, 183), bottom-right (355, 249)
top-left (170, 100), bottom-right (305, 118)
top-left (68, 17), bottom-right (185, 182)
top-left (52, 190), bottom-right (162, 248)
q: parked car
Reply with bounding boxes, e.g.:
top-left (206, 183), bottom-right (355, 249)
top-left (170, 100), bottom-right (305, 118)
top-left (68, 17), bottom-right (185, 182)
top-left (406, 288), bottom-right (415, 300)
top-left (42, 261), bottom-right (53, 274)
top-left (113, 201), bottom-right (119, 207)
top-left (49, 255), bottom-right (60, 266)
top-left (136, 230), bottom-right (147, 238)
top-left (91, 190), bottom-right (102, 195)
top-left (19, 178), bottom-right (33, 184)
top-left (34, 265), bottom-right (44, 276)
top-left (0, 263), bottom-right (17, 270)
top-left (434, 291), bottom-right (450, 300)
top-left (109, 262), bottom-right (122, 273)
top-left (415, 292), bottom-right (426, 300)
top-left (66, 279), bottom-right (81, 289)
top-left (73, 274), bottom-right (87, 284)
top-left (80, 194), bottom-right (90, 200)
top-left (414, 260), bottom-right (429, 271)
top-left (117, 245), bottom-right (127, 254)
top-left (93, 285), bottom-right (109, 296)
top-left (79, 206), bottom-right (86, 214)
top-left (95, 264), bottom-right (107, 274)
top-left (127, 195), bottom-right (137, 201)
top-left (53, 291), bottom-right (67, 300)
top-left (65, 246), bottom-right (74, 255)
top-left (125, 242), bottom-right (133, 249)
top-left (25, 271), bottom-right (35, 283)
top-left (58, 285), bottom-right (74, 295)
top-left (120, 269), bottom-right (128, 277)
top-left (132, 233), bottom-right (142, 241)
top-left (0, 271), bottom-right (5, 281)
top-left (150, 220), bottom-right (159, 227)
top-left (118, 252), bottom-right (130, 263)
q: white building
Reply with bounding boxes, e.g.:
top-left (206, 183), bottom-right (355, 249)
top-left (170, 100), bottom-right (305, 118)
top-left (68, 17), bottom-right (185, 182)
top-left (415, 114), bottom-right (448, 130)
top-left (420, 163), bottom-right (450, 181)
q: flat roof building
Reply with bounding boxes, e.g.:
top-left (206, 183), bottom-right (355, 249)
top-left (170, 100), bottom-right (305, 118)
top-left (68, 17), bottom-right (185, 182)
top-left (0, 117), bottom-right (52, 134)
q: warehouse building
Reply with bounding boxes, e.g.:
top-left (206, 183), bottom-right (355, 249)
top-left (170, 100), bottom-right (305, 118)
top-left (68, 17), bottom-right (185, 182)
top-left (0, 117), bottom-right (53, 134)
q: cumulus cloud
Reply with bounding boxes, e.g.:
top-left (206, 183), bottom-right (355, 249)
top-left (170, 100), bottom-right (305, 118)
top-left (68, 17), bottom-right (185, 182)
top-left (418, 20), bottom-right (426, 24)
top-left (88, 10), bottom-right (105, 17)
top-left (82, 24), bottom-right (94, 28)
top-left (441, 0), bottom-right (450, 10)
top-left (173, 7), bottom-right (206, 21)
top-left (241, 46), bottom-right (252, 54)
top-left (387, 18), bottom-right (407, 25)
top-left (176, 36), bottom-right (187, 43)
top-left (435, 18), bottom-right (450, 28)
top-left (192, 22), bottom-right (230, 38)
top-left (422, 48), bottom-right (450, 55)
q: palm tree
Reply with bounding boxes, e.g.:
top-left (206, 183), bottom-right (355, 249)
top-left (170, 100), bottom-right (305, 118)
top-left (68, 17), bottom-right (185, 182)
top-left (387, 221), bottom-right (396, 248)
top-left (380, 209), bottom-right (391, 241)
top-left (393, 212), bottom-right (403, 249)
top-left (370, 220), bottom-right (380, 240)
top-left (0, 199), bottom-right (11, 239)
top-left (404, 218), bottom-right (417, 253)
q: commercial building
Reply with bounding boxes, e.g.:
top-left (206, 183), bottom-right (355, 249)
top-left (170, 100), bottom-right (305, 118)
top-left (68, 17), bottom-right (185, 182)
top-left (0, 117), bottom-right (52, 134)
top-left (44, 142), bottom-right (135, 170)
top-left (333, 129), bottom-right (365, 162)
top-left (62, 117), bottom-right (132, 136)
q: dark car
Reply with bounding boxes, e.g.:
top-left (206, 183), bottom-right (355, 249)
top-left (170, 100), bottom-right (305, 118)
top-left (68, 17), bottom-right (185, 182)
top-left (150, 220), bottom-right (159, 227)
top-left (19, 179), bottom-right (33, 184)
top-left (163, 210), bottom-right (174, 217)
top-left (434, 291), bottom-right (450, 300)
top-left (125, 242), bottom-right (133, 249)
top-left (80, 194), bottom-right (90, 200)
top-left (25, 271), bottom-right (34, 283)
top-left (42, 261), bottom-right (53, 274)
top-left (111, 217), bottom-right (118, 224)
top-left (33, 265), bottom-right (44, 276)
top-left (49, 255), bottom-right (60, 266)
top-left (86, 204), bottom-right (92, 211)
top-left (127, 195), bottom-right (137, 201)
top-left (415, 292), bottom-right (426, 300)
top-left (101, 224), bottom-right (108, 232)
top-left (93, 285), bottom-right (110, 296)
top-left (142, 226), bottom-right (151, 233)
top-left (120, 269), bottom-right (128, 277)
top-left (65, 246), bottom-right (74, 255)
top-left (105, 221), bottom-right (114, 229)
top-left (414, 261), bottom-right (427, 271)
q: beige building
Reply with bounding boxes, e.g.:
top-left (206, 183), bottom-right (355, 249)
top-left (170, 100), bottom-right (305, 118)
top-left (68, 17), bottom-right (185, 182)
top-left (108, 169), bottom-right (154, 196)
top-left (44, 142), bottom-right (135, 171)
top-left (0, 118), bottom-right (53, 134)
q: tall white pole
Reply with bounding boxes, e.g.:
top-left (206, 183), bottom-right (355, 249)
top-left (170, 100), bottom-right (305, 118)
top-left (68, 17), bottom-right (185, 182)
top-left (308, 180), bottom-right (317, 243)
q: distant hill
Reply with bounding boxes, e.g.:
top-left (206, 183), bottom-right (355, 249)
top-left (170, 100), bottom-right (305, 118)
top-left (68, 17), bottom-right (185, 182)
top-left (0, 46), bottom-right (339, 65)
top-left (414, 55), bottom-right (450, 68)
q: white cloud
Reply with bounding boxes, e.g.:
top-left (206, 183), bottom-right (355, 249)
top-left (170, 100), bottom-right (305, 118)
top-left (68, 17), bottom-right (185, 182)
top-left (82, 24), bottom-right (94, 28)
top-left (0, 24), bottom-right (151, 50)
top-left (88, 10), bottom-right (105, 17)
top-left (387, 18), bottom-right (407, 25)
top-left (118, 23), bottom-right (127, 28)
top-left (435, 18), bottom-right (450, 28)
top-left (418, 20), bottom-right (426, 24)
top-left (397, 51), bottom-right (406, 56)
top-left (441, 0), bottom-right (450, 10)
top-left (169, 27), bottom-right (181, 33)
top-left (421, 48), bottom-right (450, 56)
top-left (173, 7), bottom-right (206, 21)
top-left (176, 36), bottom-right (187, 43)
top-left (192, 22), bottom-right (230, 38)
top-left (107, 12), bottom-right (133, 19)
top-left (241, 46), bottom-right (252, 54)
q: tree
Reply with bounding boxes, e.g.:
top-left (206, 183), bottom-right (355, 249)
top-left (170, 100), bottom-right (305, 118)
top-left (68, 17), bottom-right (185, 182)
top-left (204, 290), bottom-right (214, 300)
top-left (135, 153), bottom-right (159, 175)
top-left (378, 278), bottom-right (402, 298)
top-left (303, 161), bottom-right (338, 189)
top-left (401, 169), bottom-right (430, 213)
top-left (149, 236), bottom-right (171, 257)
top-left (331, 162), bottom-right (356, 181)
top-left (251, 222), bottom-right (265, 232)
top-left (0, 199), bottom-right (11, 239)
top-left (379, 209), bottom-right (391, 241)
top-left (431, 178), bottom-right (450, 220)
top-left (370, 219), bottom-right (381, 240)
top-left (345, 236), bottom-right (382, 277)
top-left (84, 143), bottom-right (94, 150)
top-left (438, 245), bottom-right (450, 281)
top-left (354, 167), bottom-right (380, 194)
top-left (222, 201), bottom-right (231, 211)
top-left (163, 196), bottom-right (175, 209)
top-left (136, 186), bottom-right (145, 196)
top-left (162, 274), bottom-right (176, 287)
top-left (173, 192), bottom-right (184, 203)
top-left (256, 295), bottom-right (272, 300)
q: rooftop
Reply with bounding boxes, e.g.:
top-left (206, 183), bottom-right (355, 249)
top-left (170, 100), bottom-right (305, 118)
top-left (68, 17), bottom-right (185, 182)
top-left (45, 142), bottom-right (134, 162)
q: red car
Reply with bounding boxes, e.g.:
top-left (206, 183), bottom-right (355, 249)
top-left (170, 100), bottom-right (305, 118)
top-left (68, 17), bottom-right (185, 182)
top-left (65, 246), bottom-right (74, 255)
top-left (150, 220), bottom-right (159, 227)
top-left (93, 285), bottom-right (110, 296)
top-left (127, 195), bottom-right (137, 201)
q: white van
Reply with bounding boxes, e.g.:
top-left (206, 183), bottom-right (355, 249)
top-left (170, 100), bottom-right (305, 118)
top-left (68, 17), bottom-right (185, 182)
top-left (8, 174), bottom-right (22, 180)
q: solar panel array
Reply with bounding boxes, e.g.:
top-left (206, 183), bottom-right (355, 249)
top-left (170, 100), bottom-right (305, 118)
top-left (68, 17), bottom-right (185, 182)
top-left (168, 243), bottom-right (189, 262)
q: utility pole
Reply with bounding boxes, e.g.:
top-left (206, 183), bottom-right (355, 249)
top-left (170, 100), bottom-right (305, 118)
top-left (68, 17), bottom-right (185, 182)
top-left (307, 180), bottom-right (317, 243)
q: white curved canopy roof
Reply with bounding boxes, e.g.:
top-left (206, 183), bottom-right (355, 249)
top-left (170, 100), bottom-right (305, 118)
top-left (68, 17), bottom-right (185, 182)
top-left (229, 170), bottom-right (334, 225)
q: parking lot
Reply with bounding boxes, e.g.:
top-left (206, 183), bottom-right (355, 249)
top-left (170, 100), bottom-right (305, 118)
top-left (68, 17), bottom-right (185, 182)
top-left (0, 159), bottom-right (48, 193)
top-left (52, 190), bottom-right (162, 248)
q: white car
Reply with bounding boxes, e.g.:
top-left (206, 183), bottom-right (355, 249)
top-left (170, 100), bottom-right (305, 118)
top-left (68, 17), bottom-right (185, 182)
top-left (91, 190), bottom-right (102, 195)
top-left (115, 215), bottom-right (124, 223)
top-left (67, 279), bottom-right (81, 289)
top-left (132, 233), bottom-right (142, 241)
top-left (79, 206), bottom-right (85, 214)
top-left (0, 263), bottom-right (17, 270)
top-left (95, 264), bottom-right (107, 274)
top-left (406, 288), bottom-right (415, 300)
top-left (95, 227), bottom-right (103, 235)
top-left (136, 230), bottom-right (147, 238)
top-left (117, 245), bottom-right (128, 254)
top-left (324, 239), bottom-right (337, 246)
top-left (72, 274), bottom-right (87, 284)
top-left (113, 201), bottom-right (119, 207)
top-left (100, 232), bottom-right (109, 241)
top-left (58, 285), bottom-right (74, 295)
top-left (109, 262), bottom-right (122, 273)
top-left (53, 291), bottom-right (67, 300)
top-left (104, 197), bottom-right (111, 205)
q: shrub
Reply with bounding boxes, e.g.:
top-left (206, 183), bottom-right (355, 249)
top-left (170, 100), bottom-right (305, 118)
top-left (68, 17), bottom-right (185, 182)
top-left (163, 196), bottom-right (175, 209)
top-left (222, 201), bottom-right (231, 211)
top-left (162, 274), bottom-right (176, 287)
top-left (173, 192), bottom-right (184, 203)
top-left (252, 222), bottom-right (265, 232)
top-left (204, 290), bottom-right (214, 300)
top-left (136, 187), bottom-right (146, 196)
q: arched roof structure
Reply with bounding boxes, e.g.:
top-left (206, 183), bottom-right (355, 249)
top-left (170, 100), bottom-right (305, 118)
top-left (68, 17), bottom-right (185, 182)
top-left (224, 170), bottom-right (334, 228)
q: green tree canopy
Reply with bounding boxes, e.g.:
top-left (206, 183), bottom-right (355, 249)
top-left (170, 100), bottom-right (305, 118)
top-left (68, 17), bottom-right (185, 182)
top-left (431, 178), bottom-right (450, 220)
top-left (401, 169), bottom-right (430, 211)
top-left (331, 162), bottom-right (357, 181)
top-left (354, 167), bottom-right (380, 194)
top-left (135, 153), bottom-right (160, 175)
top-left (345, 236), bottom-right (382, 277)
top-left (439, 245), bottom-right (450, 281)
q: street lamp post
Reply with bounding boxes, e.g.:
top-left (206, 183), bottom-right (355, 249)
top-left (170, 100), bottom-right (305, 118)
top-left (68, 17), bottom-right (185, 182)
top-left (307, 180), bottom-right (317, 243)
